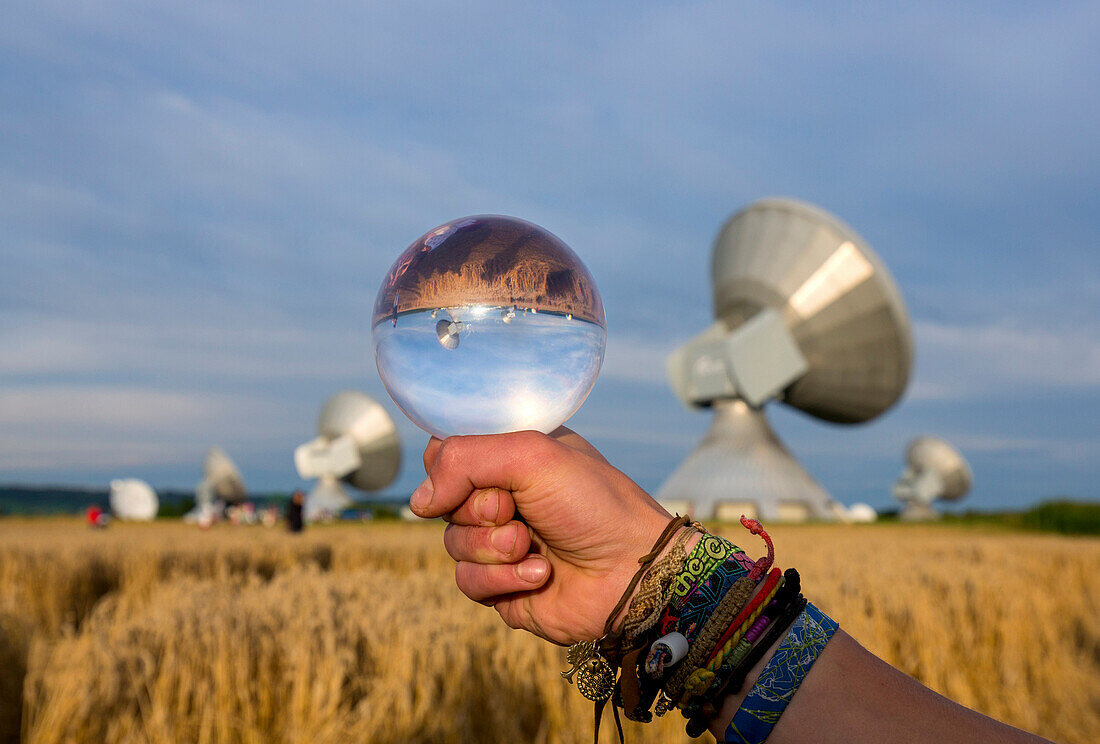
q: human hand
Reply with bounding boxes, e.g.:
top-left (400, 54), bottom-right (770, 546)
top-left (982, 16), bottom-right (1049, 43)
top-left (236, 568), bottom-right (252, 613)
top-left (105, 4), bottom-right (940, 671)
top-left (410, 428), bottom-right (673, 645)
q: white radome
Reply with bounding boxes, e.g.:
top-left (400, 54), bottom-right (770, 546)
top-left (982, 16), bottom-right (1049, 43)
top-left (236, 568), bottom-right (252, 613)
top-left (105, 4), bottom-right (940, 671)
top-left (109, 478), bottom-right (159, 521)
top-left (846, 503), bottom-right (878, 523)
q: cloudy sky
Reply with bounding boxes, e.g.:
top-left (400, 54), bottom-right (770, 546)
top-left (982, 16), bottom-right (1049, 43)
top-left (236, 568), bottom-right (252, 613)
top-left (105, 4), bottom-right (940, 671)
top-left (1, 2), bottom-right (1097, 510)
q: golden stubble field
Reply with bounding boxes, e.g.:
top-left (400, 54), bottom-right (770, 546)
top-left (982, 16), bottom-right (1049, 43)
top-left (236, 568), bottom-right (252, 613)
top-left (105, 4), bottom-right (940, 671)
top-left (0, 519), bottom-right (1096, 744)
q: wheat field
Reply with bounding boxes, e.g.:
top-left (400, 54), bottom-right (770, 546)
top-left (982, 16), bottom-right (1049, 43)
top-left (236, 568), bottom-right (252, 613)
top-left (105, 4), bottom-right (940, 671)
top-left (0, 519), bottom-right (1096, 744)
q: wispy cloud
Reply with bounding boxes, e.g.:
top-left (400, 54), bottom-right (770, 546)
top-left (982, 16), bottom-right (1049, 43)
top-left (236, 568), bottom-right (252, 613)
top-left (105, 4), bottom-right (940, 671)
top-left (912, 319), bottom-right (1100, 397)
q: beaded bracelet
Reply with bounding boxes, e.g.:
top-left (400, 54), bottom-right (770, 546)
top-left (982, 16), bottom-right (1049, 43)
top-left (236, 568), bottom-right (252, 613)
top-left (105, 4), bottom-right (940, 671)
top-left (723, 602), bottom-right (839, 744)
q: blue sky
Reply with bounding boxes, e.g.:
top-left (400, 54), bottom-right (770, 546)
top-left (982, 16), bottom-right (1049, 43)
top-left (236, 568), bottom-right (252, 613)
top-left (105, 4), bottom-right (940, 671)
top-left (1, 2), bottom-right (1097, 511)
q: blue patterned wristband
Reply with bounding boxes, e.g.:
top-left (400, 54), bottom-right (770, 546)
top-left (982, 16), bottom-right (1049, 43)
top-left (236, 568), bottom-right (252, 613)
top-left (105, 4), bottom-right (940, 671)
top-left (724, 602), bottom-right (839, 744)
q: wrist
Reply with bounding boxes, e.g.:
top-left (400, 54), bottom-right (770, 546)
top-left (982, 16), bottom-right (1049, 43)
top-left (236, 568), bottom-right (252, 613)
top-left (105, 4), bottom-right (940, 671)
top-left (610, 527), bottom-right (702, 635)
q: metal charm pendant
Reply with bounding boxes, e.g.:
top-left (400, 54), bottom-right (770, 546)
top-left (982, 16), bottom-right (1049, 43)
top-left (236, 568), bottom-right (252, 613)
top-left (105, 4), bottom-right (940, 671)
top-left (563, 640), bottom-right (615, 702)
top-left (561, 640), bottom-right (598, 683)
top-left (576, 657), bottom-right (615, 702)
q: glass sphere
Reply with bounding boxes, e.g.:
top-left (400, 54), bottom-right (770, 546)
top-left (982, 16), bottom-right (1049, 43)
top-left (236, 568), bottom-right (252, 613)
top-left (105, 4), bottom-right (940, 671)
top-left (372, 215), bottom-right (606, 438)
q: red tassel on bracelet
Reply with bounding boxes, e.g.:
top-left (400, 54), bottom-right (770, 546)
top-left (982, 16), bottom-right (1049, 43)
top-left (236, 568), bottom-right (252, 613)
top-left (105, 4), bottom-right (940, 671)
top-left (740, 515), bottom-right (774, 582)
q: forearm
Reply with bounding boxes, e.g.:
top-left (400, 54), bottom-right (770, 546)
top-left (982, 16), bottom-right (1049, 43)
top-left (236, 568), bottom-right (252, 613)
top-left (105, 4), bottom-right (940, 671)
top-left (711, 630), bottom-right (1053, 744)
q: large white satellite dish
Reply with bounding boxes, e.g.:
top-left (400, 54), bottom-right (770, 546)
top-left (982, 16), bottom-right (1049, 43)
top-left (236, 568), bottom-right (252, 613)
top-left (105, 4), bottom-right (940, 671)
top-left (185, 447), bottom-right (247, 524)
top-left (294, 391), bottom-right (401, 522)
top-left (894, 437), bottom-right (971, 520)
top-left (658, 198), bottom-right (914, 521)
top-left (109, 478), bottom-right (159, 521)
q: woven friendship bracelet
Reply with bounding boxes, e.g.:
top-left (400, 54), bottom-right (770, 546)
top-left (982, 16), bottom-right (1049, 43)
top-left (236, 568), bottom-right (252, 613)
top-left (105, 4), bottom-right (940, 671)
top-left (682, 574), bottom-right (802, 724)
top-left (672, 569), bottom-right (784, 707)
top-left (703, 568), bottom-right (783, 673)
top-left (704, 569), bottom-right (784, 671)
top-left (660, 567), bottom-right (774, 704)
top-left (666, 554), bottom-right (749, 641)
top-left (666, 568), bottom-right (781, 702)
top-left (723, 602), bottom-right (839, 744)
top-left (682, 594), bottom-right (807, 738)
top-left (623, 526), bottom-right (697, 642)
top-left (704, 572), bottom-right (803, 706)
top-left (668, 534), bottom-right (742, 608)
top-left (652, 552), bottom-right (755, 716)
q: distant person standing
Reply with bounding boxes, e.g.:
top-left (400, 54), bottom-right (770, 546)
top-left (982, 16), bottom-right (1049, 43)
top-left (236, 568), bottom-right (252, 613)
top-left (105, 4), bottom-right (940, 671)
top-left (85, 505), bottom-right (108, 528)
top-left (287, 490), bottom-right (305, 533)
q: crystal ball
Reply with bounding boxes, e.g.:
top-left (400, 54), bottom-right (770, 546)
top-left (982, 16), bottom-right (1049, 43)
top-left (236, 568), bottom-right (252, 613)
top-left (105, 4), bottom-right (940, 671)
top-left (372, 215), bottom-right (606, 439)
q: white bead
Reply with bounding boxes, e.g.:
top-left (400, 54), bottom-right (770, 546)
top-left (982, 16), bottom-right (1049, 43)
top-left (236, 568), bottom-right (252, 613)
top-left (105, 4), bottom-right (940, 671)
top-left (651, 631), bottom-right (689, 665)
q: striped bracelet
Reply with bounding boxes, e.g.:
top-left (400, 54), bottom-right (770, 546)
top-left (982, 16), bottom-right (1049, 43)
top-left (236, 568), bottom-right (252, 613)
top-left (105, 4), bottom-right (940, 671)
top-left (724, 602), bottom-right (839, 744)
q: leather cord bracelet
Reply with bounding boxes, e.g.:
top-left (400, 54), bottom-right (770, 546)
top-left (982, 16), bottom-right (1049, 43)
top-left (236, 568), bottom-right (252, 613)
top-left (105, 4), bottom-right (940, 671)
top-left (560, 513), bottom-right (692, 744)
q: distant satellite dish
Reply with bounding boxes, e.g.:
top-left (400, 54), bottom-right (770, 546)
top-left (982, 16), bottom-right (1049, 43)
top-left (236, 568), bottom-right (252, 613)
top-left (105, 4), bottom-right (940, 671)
top-left (659, 198), bottom-right (913, 521)
top-left (294, 391), bottom-right (401, 522)
top-left (185, 447), bottom-right (247, 524)
top-left (202, 447), bottom-right (247, 504)
top-left (109, 478), bottom-right (158, 521)
top-left (894, 437), bottom-right (971, 520)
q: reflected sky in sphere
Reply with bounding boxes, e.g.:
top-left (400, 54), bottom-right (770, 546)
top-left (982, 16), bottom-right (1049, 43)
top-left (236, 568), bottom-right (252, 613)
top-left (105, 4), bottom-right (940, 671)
top-left (373, 307), bottom-right (605, 438)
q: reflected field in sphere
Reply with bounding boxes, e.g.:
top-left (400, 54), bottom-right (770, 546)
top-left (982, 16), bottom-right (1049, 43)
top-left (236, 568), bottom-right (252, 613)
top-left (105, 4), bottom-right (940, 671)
top-left (373, 306), bottom-right (605, 438)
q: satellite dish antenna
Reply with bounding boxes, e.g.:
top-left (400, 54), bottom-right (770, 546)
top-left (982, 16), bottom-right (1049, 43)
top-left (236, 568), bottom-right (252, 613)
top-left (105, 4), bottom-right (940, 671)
top-left (109, 478), bottom-right (159, 521)
top-left (185, 447), bottom-right (247, 524)
top-left (894, 437), bottom-right (971, 520)
top-left (658, 198), bottom-right (914, 521)
top-left (294, 391), bottom-right (401, 522)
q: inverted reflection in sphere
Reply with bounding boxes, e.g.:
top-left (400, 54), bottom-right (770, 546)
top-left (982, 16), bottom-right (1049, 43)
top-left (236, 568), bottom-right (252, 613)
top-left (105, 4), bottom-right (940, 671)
top-left (372, 215), bottom-right (606, 439)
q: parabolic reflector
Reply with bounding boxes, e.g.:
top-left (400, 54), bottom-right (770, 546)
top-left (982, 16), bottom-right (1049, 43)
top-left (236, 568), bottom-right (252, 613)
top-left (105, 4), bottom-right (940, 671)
top-left (904, 437), bottom-right (972, 500)
top-left (894, 437), bottom-right (972, 519)
top-left (710, 198), bottom-right (913, 422)
top-left (203, 447), bottom-right (247, 504)
top-left (295, 391), bottom-right (402, 521)
top-left (659, 198), bottom-right (914, 521)
top-left (109, 478), bottom-right (159, 521)
top-left (315, 390), bottom-right (401, 492)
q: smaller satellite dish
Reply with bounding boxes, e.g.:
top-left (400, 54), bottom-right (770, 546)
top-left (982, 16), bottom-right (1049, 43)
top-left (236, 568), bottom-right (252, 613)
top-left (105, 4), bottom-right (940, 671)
top-left (185, 447), bottom-right (247, 524)
top-left (436, 318), bottom-right (465, 349)
top-left (109, 478), bottom-right (158, 521)
top-left (294, 391), bottom-right (401, 522)
top-left (893, 437), bottom-right (972, 520)
top-left (203, 447), bottom-right (247, 504)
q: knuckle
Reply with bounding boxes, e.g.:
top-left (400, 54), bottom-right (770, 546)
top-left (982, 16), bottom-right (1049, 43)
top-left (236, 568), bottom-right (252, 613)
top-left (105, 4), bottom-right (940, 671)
top-left (436, 438), bottom-right (464, 473)
top-left (515, 429), bottom-right (547, 452)
top-left (527, 430), bottom-right (564, 466)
